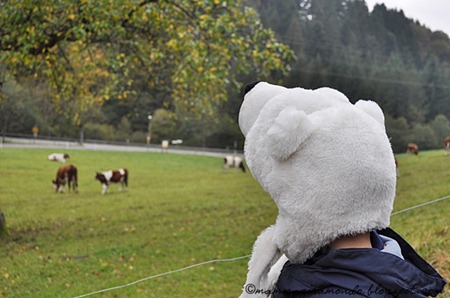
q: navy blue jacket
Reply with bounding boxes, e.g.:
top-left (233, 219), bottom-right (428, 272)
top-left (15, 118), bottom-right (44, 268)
top-left (273, 228), bottom-right (447, 297)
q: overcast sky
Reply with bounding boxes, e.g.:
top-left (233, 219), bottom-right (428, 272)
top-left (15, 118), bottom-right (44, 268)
top-left (365, 0), bottom-right (450, 37)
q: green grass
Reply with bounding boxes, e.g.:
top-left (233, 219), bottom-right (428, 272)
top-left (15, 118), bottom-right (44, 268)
top-left (391, 150), bottom-right (450, 297)
top-left (0, 148), bottom-right (449, 297)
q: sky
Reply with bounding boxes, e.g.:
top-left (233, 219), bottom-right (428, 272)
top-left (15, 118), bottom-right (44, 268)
top-left (365, 0), bottom-right (450, 37)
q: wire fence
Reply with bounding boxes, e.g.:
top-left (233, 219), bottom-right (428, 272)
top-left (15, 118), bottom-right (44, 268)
top-left (72, 195), bottom-right (450, 298)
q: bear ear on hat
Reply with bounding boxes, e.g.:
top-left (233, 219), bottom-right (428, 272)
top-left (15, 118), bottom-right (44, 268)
top-left (354, 100), bottom-right (385, 129)
top-left (239, 82), bottom-right (288, 137)
top-left (264, 107), bottom-right (314, 161)
top-left (243, 81), bottom-right (262, 95)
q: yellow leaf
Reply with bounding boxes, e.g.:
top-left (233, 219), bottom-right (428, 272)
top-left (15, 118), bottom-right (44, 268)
top-left (167, 39), bottom-right (176, 48)
top-left (3, 273), bottom-right (9, 280)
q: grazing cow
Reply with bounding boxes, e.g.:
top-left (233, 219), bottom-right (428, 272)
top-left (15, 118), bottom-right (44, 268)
top-left (95, 169), bottom-right (128, 195)
top-left (52, 164), bottom-right (78, 193)
top-left (48, 153), bottom-right (70, 163)
top-left (406, 143), bottom-right (419, 155)
top-left (445, 136), bottom-right (450, 156)
top-left (223, 155), bottom-right (246, 173)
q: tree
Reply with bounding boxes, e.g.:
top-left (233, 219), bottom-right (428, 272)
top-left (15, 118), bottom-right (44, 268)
top-left (0, 0), bottom-right (293, 126)
top-left (421, 56), bottom-right (450, 121)
top-left (246, 0), bottom-right (304, 52)
top-left (0, 78), bottom-right (43, 135)
top-left (385, 115), bottom-right (410, 153)
top-left (430, 114), bottom-right (450, 144)
top-left (411, 123), bottom-right (438, 150)
top-left (151, 108), bottom-right (177, 144)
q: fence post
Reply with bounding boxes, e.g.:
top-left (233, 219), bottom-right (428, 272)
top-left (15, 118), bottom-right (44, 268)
top-left (0, 209), bottom-right (7, 240)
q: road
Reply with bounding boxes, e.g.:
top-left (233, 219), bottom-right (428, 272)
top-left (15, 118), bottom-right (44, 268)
top-left (0, 137), bottom-right (243, 158)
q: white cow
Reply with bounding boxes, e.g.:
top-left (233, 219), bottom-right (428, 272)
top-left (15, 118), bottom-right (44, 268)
top-left (223, 155), bottom-right (246, 173)
top-left (48, 153), bottom-right (70, 163)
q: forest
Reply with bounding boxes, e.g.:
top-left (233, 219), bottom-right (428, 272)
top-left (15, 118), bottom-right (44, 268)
top-left (1, 0), bottom-right (450, 153)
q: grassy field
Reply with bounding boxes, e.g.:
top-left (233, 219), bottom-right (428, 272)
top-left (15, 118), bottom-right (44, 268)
top-left (0, 148), bottom-right (449, 297)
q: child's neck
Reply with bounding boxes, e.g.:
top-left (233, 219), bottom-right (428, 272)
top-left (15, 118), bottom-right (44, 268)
top-left (329, 232), bottom-right (372, 249)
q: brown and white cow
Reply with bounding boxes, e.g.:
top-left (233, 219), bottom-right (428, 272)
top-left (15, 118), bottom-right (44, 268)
top-left (95, 168), bottom-right (128, 195)
top-left (52, 164), bottom-right (78, 193)
top-left (223, 155), bottom-right (245, 173)
top-left (48, 153), bottom-right (70, 163)
top-left (406, 143), bottom-right (419, 155)
top-left (445, 136), bottom-right (450, 156)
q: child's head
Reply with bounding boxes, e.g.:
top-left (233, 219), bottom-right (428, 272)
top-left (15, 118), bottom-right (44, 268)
top-left (239, 82), bottom-right (397, 263)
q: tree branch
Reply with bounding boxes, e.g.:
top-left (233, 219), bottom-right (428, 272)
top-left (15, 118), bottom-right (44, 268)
top-left (1, 0), bottom-right (159, 55)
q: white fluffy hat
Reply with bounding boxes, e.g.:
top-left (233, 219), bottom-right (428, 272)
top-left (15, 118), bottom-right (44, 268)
top-left (239, 82), bottom-right (397, 295)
